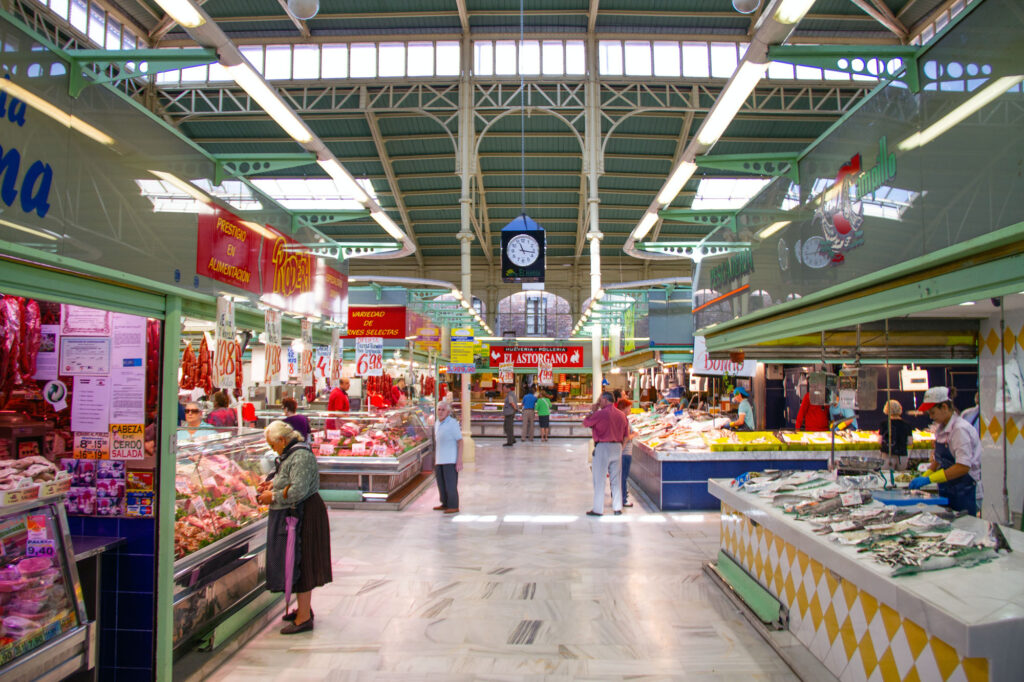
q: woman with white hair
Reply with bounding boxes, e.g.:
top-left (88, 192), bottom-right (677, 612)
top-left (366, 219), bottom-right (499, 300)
top-left (257, 420), bottom-right (332, 634)
top-left (879, 399), bottom-right (913, 470)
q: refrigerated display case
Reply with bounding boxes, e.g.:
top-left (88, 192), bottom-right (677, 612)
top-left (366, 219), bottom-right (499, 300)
top-left (0, 493), bottom-right (92, 680)
top-left (172, 430), bottom-right (274, 652)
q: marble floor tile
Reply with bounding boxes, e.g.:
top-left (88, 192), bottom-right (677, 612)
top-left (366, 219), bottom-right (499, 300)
top-left (202, 439), bottom-right (797, 682)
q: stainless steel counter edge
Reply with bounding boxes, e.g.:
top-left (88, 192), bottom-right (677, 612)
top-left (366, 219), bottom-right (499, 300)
top-left (708, 478), bottom-right (1024, 676)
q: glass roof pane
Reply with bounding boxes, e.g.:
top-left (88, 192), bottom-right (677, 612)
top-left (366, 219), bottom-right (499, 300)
top-left (293, 44), bottom-right (319, 79)
top-left (565, 41), bottom-right (585, 75)
top-left (250, 177), bottom-right (377, 210)
top-left (624, 41), bottom-right (652, 76)
top-left (542, 41), bottom-right (563, 76)
top-left (653, 41), bottom-right (680, 77)
top-left (350, 44), bottom-right (376, 78)
top-left (691, 177), bottom-right (771, 210)
top-left (599, 41), bottom-right (623, 76)
top-left (409, 42), bottom-right (435, 76)
top-left (474, 41), bottom-right (493, 76)
top-left (322, 44), bottom-right (348, 78)
top-left (710, 43), bottom-right (737, 78)
top-left (495, 41), bottom-right (516, 75)
top-left (379, 43), bottom-right (405, 77)
top-left (436, 42), bottom-right (459, 76)
top-left (265, 45), bottom-right (292, 80)
top-left (682, 42), bottom-right (709, 78)
top-left (519, 40), bottom-right (540, 75)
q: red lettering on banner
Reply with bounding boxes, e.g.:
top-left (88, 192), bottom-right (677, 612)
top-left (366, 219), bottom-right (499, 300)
top-left (488, 346), bottom-right (584, 368)
top-left (347, 307), bottom-right (407, 338)
top-left (196, 209), bottom-right (262, 293)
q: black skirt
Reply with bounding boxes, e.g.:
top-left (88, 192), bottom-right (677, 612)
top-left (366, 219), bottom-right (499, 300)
top-left (265, 492), bottom-right (333, 594)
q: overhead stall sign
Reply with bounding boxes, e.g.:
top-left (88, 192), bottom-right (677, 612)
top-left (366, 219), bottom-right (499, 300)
top-left (346, 306), bottom-right (407, 338)
top-left (449, 328), bottom-right (476, 374)
top-left (488, 346), bottom-right (584, 368)
top-left (196, 208), bottom-right (263, 293)
top-left (691, 336), bottom-right (756, 378)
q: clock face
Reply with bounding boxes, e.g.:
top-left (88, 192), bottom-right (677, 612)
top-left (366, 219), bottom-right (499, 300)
top-left (506, 234), bottom-right (541, 267)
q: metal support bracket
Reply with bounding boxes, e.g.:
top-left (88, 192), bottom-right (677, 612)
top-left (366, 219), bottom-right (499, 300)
top-left (638, 241), bottom-right (752, 258)
top-left (658, 210), bottom-right (738, 232)
top-left (767, 45), bottom-right (920, 92)
top-left (213, 153), bottom-right (318, 185)
top-left (281, 241), bottom-right (400, 261)
top-left (290, 211), bottom-right (372, 234)
top-left (65, 48), bottom-right (218, 97)
top-left (695, 152), bottom-right (801, 184)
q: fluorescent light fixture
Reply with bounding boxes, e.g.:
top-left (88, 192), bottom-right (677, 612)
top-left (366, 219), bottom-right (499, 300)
top-left (756, 220), bottom-right (791, 239)
top-left (959, 301), bottom-right (976, 306)
top-left (697, 60), bottom-right (769, 146)
top-left (451, 288), bottom-right (461, 299)
top-left (149, 170), bottom-right (210, 204)
top-left (370, 210), bottom-right (406, 241)
top-left (0, 218), bottom-right (57, 241)
top-left (224, 62), bottom-right (313, 144)
top-left (774, 0), bottom-right (816, 24)
top-left (241, 220), bottom-right (281, 241)
top-left (657, 161), bottom-right (697, 206)
top-left (153, 0), bottom-right (206, 27)
top-left (317, 158), bottom-right (370, 203)
top-left (461, 300), bottom-right (471, 309)
top-left (596, 289), bottom-right (605, 299)
top-left (898, 76), bottom-right (1024, 151)
top-left (634, 211), bottom-right (659, 241)
top-left (0, 79), bottom-right (114, 146)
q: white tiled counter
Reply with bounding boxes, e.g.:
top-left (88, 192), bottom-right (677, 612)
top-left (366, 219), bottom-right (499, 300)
top-left (709, 479), bottom-right (1024, 681)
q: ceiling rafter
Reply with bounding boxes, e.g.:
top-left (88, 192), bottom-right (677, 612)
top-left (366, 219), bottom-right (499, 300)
top-left (274, 0), bottom-right (311, 39)
top-left (364, 111), bottom-right (424, 267)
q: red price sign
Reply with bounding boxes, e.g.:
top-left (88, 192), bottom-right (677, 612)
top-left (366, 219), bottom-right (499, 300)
top-left (214, 338), bottom-right (238, 388)
top-left (355, 338), bottom-right (383, 377)
top-left (265, 343), bottom-right (282, 385)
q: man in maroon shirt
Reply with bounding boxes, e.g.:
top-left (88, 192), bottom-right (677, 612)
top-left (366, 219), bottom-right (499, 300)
top-left (582, 391), bottom-right (629, 516)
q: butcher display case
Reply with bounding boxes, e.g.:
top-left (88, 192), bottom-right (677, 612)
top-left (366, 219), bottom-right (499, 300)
top-left (0, 493), bottom-right (93, 680)
top-left (172, 430), bottom-right (273, 652)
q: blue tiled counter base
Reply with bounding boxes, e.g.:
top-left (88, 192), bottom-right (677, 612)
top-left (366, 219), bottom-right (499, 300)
top-left (630, 443), bottom-right (828, 511)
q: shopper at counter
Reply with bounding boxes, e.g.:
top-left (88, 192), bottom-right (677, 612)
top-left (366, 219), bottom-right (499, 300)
top-left (879, 399), bottom-right (913, 470)
top-left (281, 397), bottom-right (311, 442)
top-left (258, 421), bottom-right (332, 634)
top-left (728, 386), bottom-right (755, 431)
top-left (522, 387), bottom-right (538, 442)
top-left (582, 392), bottom-right (628, 516)
top-left (206, 391), bottom-right (237, 427)
top-left (432, 401), bottom-right (463, 514)
top-left (961, 392), bottom-right (982, 434)
top-left (617, 397), bottom-right (638, 508)
top-left (909, 386), bottom-right (983, 515)
top-left (795, 390), bottom-right (829, 431)
top-left (176, 402), bottom-right (215, 442)
top-left (502, 385), bottom-right (518, 447)
top-left (536, 390), bottom-right (552, 442)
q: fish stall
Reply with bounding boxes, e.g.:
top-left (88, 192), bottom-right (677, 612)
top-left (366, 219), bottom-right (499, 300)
top-left (708, 471), bottom-right (1024, 681)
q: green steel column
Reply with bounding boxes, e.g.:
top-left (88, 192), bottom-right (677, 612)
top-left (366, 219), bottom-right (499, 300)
top-left (155, 295), bottom-right (182, 679)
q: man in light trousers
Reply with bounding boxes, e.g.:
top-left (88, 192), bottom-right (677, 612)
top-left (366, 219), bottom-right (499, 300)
top-left (582, 392), bottom-right (629, 516)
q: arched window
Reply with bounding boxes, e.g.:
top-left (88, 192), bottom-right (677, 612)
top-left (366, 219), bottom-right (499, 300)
top-left (496, 292), bottom-right (572, 338)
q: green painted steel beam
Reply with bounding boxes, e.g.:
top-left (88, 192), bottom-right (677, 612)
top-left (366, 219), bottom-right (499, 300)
top-left (281, 240), bottom-right (400, 262)
top-left (703, 220), bottom-right (1024, 353)
top-left (658, 209), bottom-right (736, 226)
top-left (638, 241), bottom-right (751, 258)
top-left (695, 152), bottom-right (800, 184)
top-left (214, 153), bottom-right (318, 185)
top-left (291, 210), bottom-right (372, 233)
top-left (767, 45), bottom-right (920, 92)
top-left (66, 48), bottom-right (218, 97)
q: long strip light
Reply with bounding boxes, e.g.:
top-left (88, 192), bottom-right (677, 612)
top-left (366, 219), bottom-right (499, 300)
top-left (241, 220), bottom-right (281, 241)
top-left (657, 161), bottom-right (697, 206)
top-left (153, 0), bottom-right (206, 28)
top-left (318, 158), bottom-right (370, 204)
top-left (0, 79), bottom-right (113, 146)
top-left (898, 75), bottom-right (1024, 151)
top-left (756, 220), bottom-right (791, 239)
top-left (774, 0), bottom-right (817, 24)
top-left (0, 218), bottom-right (57, 241)
top-left (634, 212), bottom-right (660, 241)
top-left (149, 171), bottom-right (210, 203)
top-left (224, 62), bottom-right (313, 144)
top-left (370, 210), bottom-right (406, 241)
top-left (697, 60), bottom-right (769, 146)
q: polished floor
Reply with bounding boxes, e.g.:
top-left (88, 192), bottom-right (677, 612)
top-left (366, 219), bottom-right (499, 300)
top-left (208, 438), bottom-right (797, 681)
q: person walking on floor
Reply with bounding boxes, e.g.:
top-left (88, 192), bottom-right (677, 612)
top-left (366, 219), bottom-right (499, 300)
top-left (536, 389), bottom-right (552, 442)
top-left (502, 384), bottom-right (518, 447)
top-left (432, 401), bottom-right (463, 513)
top-left (582, 391), bottom-right (629, 516)
top-left (522, 386), bottom-right (538, 442)
top-left (616, 396), bottom-right (638, 507)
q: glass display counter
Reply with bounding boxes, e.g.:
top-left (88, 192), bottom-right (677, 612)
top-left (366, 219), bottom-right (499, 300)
top-left (0, 490), bottom-right (92, 680)
top-left (172, 430), bottom-right (273, 652)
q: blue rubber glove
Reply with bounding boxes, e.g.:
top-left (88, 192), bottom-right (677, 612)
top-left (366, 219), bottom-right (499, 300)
top-left (908, 475), bottom-right (930, 490)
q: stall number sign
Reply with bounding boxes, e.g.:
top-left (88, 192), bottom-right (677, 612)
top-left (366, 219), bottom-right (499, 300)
top-left (355, 337), bottom-right (383, 376)
top-left (109, 423), bottom-right (145, 460)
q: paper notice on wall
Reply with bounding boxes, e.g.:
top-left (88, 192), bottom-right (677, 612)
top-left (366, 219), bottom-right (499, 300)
top-left (109, 423), bottom-right (145, 461)
top-left (33, 324), bottom-right (60, 381)
top-left (110, 314), bottom-right (147, 424)
top-left (72, 376), bottom-right (111, 433)
top-left (61, 305), bottom-right (111, 336)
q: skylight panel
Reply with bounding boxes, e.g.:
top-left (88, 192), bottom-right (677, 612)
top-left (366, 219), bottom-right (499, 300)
top-left (691, 177), bottom-right (771, 210)
top-left (436, 42), bottom-right (460, 76)
top-left (70, 0), bottom-right (87, 33)
top-left (599, 41), bottom-right (623, 76)
top-left (653, 42), bottom-right (681, 77)
top-left (682, 42), bottom-right (709, 78)
top-left (179, 64), bottom-right (208, 83)
top-left (105, 18), bottom-right (120, 50)
top-left (565, 41), bottom-right (585, 75)
top-left (322, 45), bottom-right (348, 78)
top-left (192, 180), bottom-right (263, 211)
top-left (250, 177), bottom-right (377, 211)
top-left (265, 45), bottom-right (292, 80)
top-left (293, 45), bottom-right (319, 79)
top-left (51, 0), bottom-right (69, 20)
top-left (379, 43), bottom-right (405, 77)
top-left (240, 45), bottom-right (264, 74)
top-left (496, 41), bottom-right (516, 75)
top-left (710, 43), bottom-right (738, 78)
top-left (474, 41), bottom-right (493, 76)
top-left (410, 42), bottom-right (436, 76)
top-left (88, 3), bottom-right (105, 45)
top-left (542, 41), bottom-right (563, 76)
top-left (768, 61), bottom-right (795, 80)
top-left (350, 44), bottom-right (376, 78)
top-left (624, 41), bottom-right (652, 76)
top-left (519, 40), bottom-right (540, 75)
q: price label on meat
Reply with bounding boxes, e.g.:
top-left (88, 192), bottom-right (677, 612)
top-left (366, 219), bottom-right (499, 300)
top-left (299, 319), bottom-right (314, 383)
top-left (109, 423), bottom-right (145, 460)
top-left (264, 309), bottom-right (282, 386)
top-left (213, 297), bottom-right (237, 388)
top-left (355, 337), bottom-right (383, 376)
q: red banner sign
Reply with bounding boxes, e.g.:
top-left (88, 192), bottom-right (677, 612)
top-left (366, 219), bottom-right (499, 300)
top-left (347, 306), bottom-right (407, 338)
top-left (196, 208), bottom-right (262, 293)
top-left (488, 346), bottom-right (584, 368)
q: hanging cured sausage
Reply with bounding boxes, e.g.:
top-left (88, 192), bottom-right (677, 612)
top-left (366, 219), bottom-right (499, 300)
top-left (180, 341), bottom-right (196, 390)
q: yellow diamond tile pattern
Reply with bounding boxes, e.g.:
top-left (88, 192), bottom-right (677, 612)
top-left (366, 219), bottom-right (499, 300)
top-left (1004, 327), bottom-right (1017, 355)
top-left (983, 328), bottom-right (1000, 355)
top-left (1019, 323), bottom-right (1024, 351)
top-left (988, 416), bottom-right (1002, 443)
top-left (719, 509), bottom-right (990, 681)
top-left (1006, 418), bottom-right (1020, 445)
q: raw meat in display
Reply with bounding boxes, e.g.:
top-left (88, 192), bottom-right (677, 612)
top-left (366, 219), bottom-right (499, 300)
top-left (235, 341), bottom-right (243, 392)
top-left (0, 457), bottom-right (63, 490)
top-left (180, 341), bottom-right (196, 390)
top-left (147, 318), bottom-right (160, 414)
top-left (197, 336), bottom-right (213, 395)
top-left (19, 299), bottom-right (41, 378)
top-left (0, 295), bottom-right (24, 397)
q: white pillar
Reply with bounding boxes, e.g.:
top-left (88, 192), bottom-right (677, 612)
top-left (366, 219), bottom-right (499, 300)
top-left (585, 37), bottom-right (603, 401)
top-left (457, 51), bottom-right (476, 462)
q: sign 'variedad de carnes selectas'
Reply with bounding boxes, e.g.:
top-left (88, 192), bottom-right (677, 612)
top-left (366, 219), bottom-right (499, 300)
top-left (346, 306), bottom-right (407, 338)
top-left (488, 346), bottom-right (584, 368)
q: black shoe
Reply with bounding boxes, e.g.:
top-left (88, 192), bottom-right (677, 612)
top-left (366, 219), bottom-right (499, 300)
top-left (623, 502), bottom-right (634, 508)
top-left (614, 510), bottom-right (622, 515)
top-left (282, 608), bottom-right (313, 622)
top-left (280, 617), bottom-right (314, 634)
top-left (503, 443), bottom-right (513, 447)
top-left (586, 510), bottom-right (602, 516)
